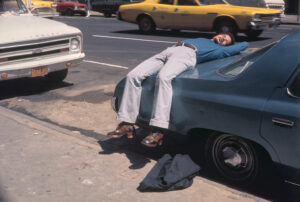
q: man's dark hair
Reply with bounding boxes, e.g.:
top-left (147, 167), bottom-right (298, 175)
top-left (224, 32), bottom-right (235, 45)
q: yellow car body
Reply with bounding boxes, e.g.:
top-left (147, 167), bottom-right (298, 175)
top-left (31, 0), bottom-right (57, 9)
top-left (118, 0), bottom-right (281, 38)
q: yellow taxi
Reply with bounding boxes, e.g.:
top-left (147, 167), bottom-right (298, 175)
top-left (118, 0), bottom-right (281, 38)
top-left (30, 0), bottom-right (57, 9)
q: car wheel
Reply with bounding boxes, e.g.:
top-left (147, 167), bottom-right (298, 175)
top-left (65, 9), bottom-right (73, 16)
top-left (245, 30), bottom-right (263, 39)
top-left (104, 12), bottom-right (112, 17)
top-left (45, 69), bottom-right (68, 82)
top-left (205, 133), bottom-right (260, 185)
top-left (216, 20), bottom-right (237, 36)
top-left (138, 16), bottom-right (155, 34)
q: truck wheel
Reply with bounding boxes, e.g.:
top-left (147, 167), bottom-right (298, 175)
top-left (216, 20), bottom-right (237, 36)
top-left (65, 9), bottom-right (73, 16)
top-left (138, 16), bottom-right (155, 34)
top-left (205, 133), bottom-right (260, 185)
top-left (245, 30), bottom-right (263, 39)
top-left (45, 69), bottom-right (68, 82)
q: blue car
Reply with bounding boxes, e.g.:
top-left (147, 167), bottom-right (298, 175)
top-left (111, 32), bottom-right (300, 187)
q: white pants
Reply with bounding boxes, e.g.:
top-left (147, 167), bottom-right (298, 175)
top-left (117, 46), bottom-right (197, 129)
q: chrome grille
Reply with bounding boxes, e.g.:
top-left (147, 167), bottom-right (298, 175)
top-left (0, 38), bottom-right (70, 65)
top-left (260, 14), bottom-right (279, 21)
top-left (269, 5), bottom-right (283, 10)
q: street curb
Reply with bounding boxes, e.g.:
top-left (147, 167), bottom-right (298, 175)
top-left (0, 106), bottom-right (103, 151)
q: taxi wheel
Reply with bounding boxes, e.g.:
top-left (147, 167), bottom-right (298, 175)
top-left (138, 16), bottom-right (155, 33)
top-left (245, 30), bottom-right (263, 39)
top-left (205, 133), bottom-right (260, 185)
top-left (45, 69), bottom-right (68, 82)
top-left (216, 21), bottom-right (237, 36)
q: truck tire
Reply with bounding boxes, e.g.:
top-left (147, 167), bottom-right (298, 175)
top-left (45, 69), bottom-right (68, 82)
top-left (65, 9), bottom-right (74, 16)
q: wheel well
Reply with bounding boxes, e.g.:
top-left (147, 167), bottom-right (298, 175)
top-left (213, 16), bottom-right (239, 31)
top-left (136, 14), bottom-right (156, 26)
top-left (187, 128), bottom-right (273, 163)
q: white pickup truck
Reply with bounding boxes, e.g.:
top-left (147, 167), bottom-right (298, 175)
top-left (0, 0), bottom-right (85, 82)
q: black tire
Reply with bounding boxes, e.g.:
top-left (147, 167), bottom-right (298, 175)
top-left (138, 16), bottom-right (155, 34)
top-left (45, 69), bottom-right (68, 82)
top-left (65, 9), bottom-right (73, 16)
top-left (205, 133), bottom-right (260, 185)
top-left (216, 20), bottom-right (237, 36)
top-left (104, 12), bottom-right (112, 17)
top-left (245, 30), bottom-right (263, 39)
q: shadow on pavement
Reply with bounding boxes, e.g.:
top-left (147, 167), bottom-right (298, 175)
top-left (112, 30), bottom-right (271, 42)
top-left (0, 77), bottom-right (72, 100)
top-left (98, 127), bottom-right (297, 202)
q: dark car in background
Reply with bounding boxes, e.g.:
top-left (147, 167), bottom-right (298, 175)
top-left (111, 32), bottom-right (300, 188)
top-left (56, 0), bottom-right (87, 16)
top-left (90, 0), bottom-right (142, 17)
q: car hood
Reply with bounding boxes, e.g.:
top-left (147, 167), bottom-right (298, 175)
top-left (0, 15), bottom-right (81, 46)
top-left (212, 4), bottom-right (280, 14)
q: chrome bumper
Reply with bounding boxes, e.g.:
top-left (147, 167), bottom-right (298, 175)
top-left (248, 18), bottom-right (281, 30)
top-left (0, 53), bottom-right (85, 81)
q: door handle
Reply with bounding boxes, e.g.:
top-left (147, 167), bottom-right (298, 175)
top-left (174, 8), bottom-right (179, 11)
top-left (153, 6), bottom-right (157, 10)
top-left (272, 117), bottom-right (294, 127)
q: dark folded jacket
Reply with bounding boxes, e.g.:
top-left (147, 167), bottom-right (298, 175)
top-left (138, 154), bottom-right (201, 192)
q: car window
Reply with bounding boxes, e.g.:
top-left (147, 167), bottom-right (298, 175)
top-left (289, 71), bottom-right (300, 98)
top-left (159, 0), bottom-right (173, 5)
top-left (0, 0), bottom-right (28, 14)
top-left (177, 0), bottom-right (198, 6)
top-left (219, 43), bottom-right (276, 77)
top-left (226, 0), bottom-right (266, 7)
top-left (199, 0), bottom-right (225, 5)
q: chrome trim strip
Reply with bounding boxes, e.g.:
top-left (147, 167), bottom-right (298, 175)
top-left (287, 88), bottom-right (300, 100)
top-left (272, 117), bottom-right (294, 127)
top-left (285, 180), bottom-right (300, 187)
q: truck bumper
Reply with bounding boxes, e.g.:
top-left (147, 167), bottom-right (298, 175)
top-left (0, 53), bottom-right (85, 81)
top-left (248, 18), bottom-right (281, 30)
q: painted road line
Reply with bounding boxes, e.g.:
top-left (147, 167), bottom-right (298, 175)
top-left (93, 35), bottom-right (176, 44)
top-left (83, 60), bottom-right (129, 69)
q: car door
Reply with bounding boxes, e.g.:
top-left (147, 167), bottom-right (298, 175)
top-left (172, 0), bottom-right (212, 30)
top-left (150, 0), bottom-right (175, 28)
top-left (261, 68), bottom-right (300, 170)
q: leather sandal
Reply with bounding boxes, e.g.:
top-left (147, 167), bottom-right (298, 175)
top-left (141, 132), bottom-right (164, 147)
top-left (107, 123), bottom-right (135, 139)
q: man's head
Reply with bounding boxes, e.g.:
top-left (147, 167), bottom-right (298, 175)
top-left (212, 33), bottom-right (235, 46)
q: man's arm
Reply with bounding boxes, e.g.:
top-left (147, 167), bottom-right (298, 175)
top-left (216, 42), bottom-right (249, 59)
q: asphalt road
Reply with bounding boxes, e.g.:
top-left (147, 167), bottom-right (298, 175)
top-left (1, 16), bottom-right (300, 201)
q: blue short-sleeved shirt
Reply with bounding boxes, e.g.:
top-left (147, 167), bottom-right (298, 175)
top-left (181, 38), bottom-right (249, 64)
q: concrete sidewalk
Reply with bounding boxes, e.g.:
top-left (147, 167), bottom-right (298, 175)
top-left (0, 106), bottom-right (266, 202)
